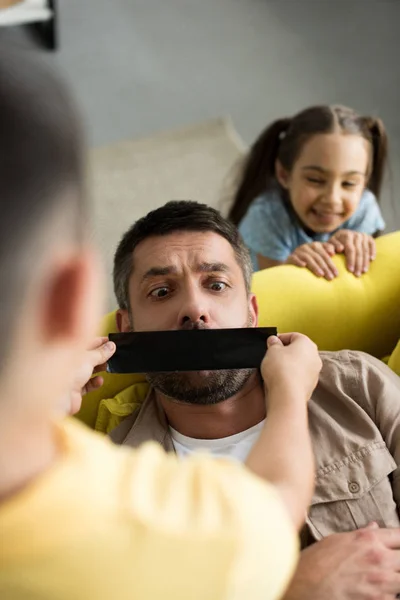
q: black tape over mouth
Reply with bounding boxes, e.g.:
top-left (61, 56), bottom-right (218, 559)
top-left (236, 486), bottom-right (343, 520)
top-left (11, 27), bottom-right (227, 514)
top-left (107, 328), bottom-right (278, 374)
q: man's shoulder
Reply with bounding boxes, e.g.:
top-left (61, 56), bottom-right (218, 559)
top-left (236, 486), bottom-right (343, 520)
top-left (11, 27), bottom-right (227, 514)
top-left (314, 350), bottom-right (397, 411)
top-left (319, 349), bottom-right (392, 379)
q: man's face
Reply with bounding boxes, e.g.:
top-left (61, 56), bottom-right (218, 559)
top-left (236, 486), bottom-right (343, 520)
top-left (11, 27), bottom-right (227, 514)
top-left (117, 230), bottom-right (258, 404)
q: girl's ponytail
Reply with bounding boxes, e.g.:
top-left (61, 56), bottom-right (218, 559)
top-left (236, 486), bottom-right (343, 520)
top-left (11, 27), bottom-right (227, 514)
top-left (363, 116), bottom-right (388, 199)
top-left (228, 117), bottom-right (291, 225)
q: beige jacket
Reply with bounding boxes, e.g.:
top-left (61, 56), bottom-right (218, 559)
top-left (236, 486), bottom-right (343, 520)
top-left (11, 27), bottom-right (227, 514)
top-left (110, 351), bottom-right (400, 546)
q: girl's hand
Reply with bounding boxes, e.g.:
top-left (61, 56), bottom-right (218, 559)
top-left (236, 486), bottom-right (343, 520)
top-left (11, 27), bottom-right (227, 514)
top-left (328, 230), bottom-right (376, 277)
top-left (286, 241), bottom-right (338, 280)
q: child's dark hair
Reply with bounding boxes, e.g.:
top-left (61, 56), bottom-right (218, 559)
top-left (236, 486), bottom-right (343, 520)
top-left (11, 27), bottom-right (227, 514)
top-left (228, 105), bottom-right (388, 225)
top-left (0, 45), bottom-right (84, 371)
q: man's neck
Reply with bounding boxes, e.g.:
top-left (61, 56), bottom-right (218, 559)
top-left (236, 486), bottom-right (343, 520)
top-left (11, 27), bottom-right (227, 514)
top-left (0, 415), bottom-right (59, 503)
top-left (157, 372), bottom-right (266, 440)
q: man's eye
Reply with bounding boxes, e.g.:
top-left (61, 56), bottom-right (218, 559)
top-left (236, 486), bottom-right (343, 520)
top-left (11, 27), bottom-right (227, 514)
top-left (209, 281), bottom-right (227, 292)
top-left (150, 287), bottom-right (170, 298)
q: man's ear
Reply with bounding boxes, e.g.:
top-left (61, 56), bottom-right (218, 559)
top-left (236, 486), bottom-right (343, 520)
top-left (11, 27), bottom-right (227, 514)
top-left (116, 308), bottom-right (131, 332)
top-left (41, 247), bottom-right (101, 347)
top-left (275, 159), bottom-right (290, 189)
top-left (249, 294), bottom-right (258, 328)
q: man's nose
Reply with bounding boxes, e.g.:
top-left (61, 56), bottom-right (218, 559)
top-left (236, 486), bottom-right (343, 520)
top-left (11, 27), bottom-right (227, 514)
top-left (177, 291), bottom-right (211, 329)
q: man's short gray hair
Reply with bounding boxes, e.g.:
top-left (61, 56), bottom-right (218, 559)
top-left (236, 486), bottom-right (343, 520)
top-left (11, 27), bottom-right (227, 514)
top-left (113, 201), bottom-right (253, 311)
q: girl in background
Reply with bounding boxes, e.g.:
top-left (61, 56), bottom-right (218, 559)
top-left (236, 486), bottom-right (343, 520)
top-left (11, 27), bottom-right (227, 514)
top-left (229, 105), bottom-right (387, 280)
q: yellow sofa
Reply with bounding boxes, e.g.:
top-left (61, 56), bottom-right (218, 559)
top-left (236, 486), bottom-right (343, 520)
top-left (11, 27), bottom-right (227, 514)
top-left (76, 231), bottom-right (400, 433)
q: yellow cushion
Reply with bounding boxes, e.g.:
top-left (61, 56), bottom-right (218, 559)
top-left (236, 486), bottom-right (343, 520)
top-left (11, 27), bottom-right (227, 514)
top-left (252, 231), bottom-right (400, 358)
top-left (77, 231), bottom-right (400, 431)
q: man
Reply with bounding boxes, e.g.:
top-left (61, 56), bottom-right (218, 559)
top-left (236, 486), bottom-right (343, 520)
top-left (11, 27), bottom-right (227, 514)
top-left (110, 200), bottom-right (400, 599)
top-left (0, 45), bottom-right (324, 600)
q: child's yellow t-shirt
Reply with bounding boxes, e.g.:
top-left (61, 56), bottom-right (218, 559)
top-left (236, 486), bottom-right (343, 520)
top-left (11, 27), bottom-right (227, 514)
top-left (0, 419), bottom-right (298, 600)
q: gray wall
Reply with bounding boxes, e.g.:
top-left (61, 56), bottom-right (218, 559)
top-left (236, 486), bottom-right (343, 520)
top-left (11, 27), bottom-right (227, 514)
top-left (3, 0), bottom-right (400, 225)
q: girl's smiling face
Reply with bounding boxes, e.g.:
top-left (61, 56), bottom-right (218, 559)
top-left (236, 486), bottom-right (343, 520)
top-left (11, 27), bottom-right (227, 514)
top-left (276, 132), bottom-right (370, 233)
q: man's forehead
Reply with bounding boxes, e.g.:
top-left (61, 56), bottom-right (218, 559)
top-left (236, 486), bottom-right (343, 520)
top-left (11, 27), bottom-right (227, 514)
top-left (132, 231), bottom-right (238, 274)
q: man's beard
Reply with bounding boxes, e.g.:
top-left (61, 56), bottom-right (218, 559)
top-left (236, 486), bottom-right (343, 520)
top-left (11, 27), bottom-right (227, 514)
top-left (145, 318), bottom-right (255, 406)
top-left (146, 368), bottom-right (254, 405)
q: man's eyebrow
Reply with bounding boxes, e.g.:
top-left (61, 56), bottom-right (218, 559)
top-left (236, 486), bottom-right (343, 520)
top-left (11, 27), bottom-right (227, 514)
top-left (140, 266), bottom-right (177, 284)
top-left (301, 165), bottom-right (365, 176)
top-left (140, 262), bottom-right (231, 283)
top-left (140, 262), bottom-right (230, 284)
top-left (196, 262), bottom-right (231, 274)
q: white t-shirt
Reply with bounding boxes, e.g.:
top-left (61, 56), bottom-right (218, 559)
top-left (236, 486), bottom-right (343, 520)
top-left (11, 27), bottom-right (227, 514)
top-left (170, 420), bottom-right (265, 462)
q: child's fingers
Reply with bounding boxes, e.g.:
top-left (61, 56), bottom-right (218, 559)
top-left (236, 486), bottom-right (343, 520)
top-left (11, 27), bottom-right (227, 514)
top-left (277, 332), bottom-right (303, 345)
top-left (91, 375), bottom-right (104, 389)
top-left (286, 254), bottom-right (307, 268)
top-left (88, 337), bottom-right (110, 351)
top-left (322, 242), bottom-right (336, 256)
top-left (307, 248), bottom-right (338, 280)
top-left (330, 238), bottom-right (345, 253)
top-left (304, 254), bottom-right (330, 278)
top-left (91, 341), bottom-right (116, 374)
top-left (82, 375), bottom-right (104, 395)
top-left (312, 244), bottom-right (338, 278)
top-left (361, 236), bottom-right (372, 273)
top-left (289, 244), bottom-right (338, 279)
top-left (294, 250), bottom-right (324, 277)
top-left (369, 236), bottom-right (376, 261)
top-left (344, 240), bottom-right (356, 273)
top-left (353, 236), bottom-right (362, 276)
top-left (319, 252), bottom-right (338, 279)
top-left (288, 247), bottom-right (324, 277)
top-left (354, 235), bottom-right (369, 277)
top-left (267, 335), bottom-right (283, 348)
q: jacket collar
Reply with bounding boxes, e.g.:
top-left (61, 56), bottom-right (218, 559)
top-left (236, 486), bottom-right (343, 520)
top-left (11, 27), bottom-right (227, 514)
top-left (110, 388), bottom-right (174, 452)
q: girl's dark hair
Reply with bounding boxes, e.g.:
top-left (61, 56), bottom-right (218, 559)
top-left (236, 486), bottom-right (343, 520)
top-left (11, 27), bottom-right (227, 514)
top-left (228, 105), bottom-right (388, 225)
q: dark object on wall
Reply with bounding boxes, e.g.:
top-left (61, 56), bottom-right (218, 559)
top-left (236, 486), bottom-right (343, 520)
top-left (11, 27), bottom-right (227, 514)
top-left (0, 0), bottom-right (58, 51)
top-left (30, 0), bottom-right (58, 50)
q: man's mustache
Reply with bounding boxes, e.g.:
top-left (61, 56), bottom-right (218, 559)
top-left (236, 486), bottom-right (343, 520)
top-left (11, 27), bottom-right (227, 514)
top-left (180, 321), bottom-right (210, 331)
